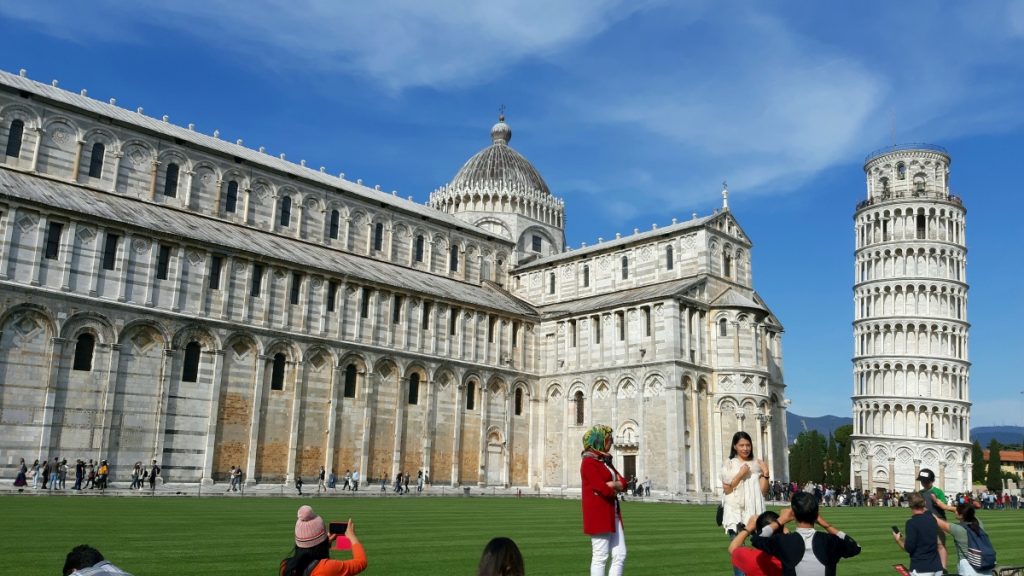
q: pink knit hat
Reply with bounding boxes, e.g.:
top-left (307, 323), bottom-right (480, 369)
top-left (295, 505), bottom-right (327, 548)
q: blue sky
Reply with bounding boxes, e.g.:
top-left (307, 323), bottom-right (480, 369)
top-left (2, 1), bottom-right (1022, 426)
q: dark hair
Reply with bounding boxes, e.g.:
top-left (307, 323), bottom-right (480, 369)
top-left (477, 537), bottom-right (525, 576)
top-left (63, 545), bottom-right (105, 575)
top-left (280, 540), bottom-right (330, 576)
top-left (791, 492), bottom-right (819, 524)
top-left (728, 431), bottom-right (754, 460)
top-left (956, 502), bottom-right (980, 533)
top-left (755, 510), bottom-right (780, 533)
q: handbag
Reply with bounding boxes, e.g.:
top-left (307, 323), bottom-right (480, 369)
top-left (715, 502), bottom-right (724, 526)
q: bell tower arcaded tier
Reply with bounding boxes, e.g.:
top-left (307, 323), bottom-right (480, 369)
top-left (428, 115), bottom-right (565, 268)
top-left (850, 144), bottom-right (971, 493)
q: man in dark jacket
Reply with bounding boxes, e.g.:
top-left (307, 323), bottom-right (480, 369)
top-left (752, 492), bottom-right (861, 576)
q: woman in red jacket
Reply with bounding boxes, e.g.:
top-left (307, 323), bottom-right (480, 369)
top-left (581, 424), bottom-right (626, 576)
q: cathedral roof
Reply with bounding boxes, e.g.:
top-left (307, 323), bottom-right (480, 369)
top-left (447, 116), bottom-right (551, 196)
top-left (0, 69), bottom-right (509, 244)
top-left (0, 168), bottom-right (537, 318)
top-left (710, 287), bottom-right (766, 311)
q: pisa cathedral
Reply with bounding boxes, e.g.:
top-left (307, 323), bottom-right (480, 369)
top-left (850, 145), bottom-right (972, 493)
top-left (0, 68), bottom-right (789, 493)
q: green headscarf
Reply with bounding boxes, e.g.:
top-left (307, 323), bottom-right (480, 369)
top-left (582, 425), bottom-right (614, 454)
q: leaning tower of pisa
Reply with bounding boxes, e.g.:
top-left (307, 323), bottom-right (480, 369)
top-left (850, 144), bottom-right (972, 494)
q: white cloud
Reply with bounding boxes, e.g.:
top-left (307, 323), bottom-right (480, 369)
top-left (1, 0), bottom-right (654, 92)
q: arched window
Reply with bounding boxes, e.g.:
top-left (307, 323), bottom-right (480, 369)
top-left (896, 162), bottom-right (906, 180)
top-left (666, 245), bottom-right (674, 270)
top-left (408, 373), bottom-right (420, 405)
top-left (5, 119), bottom-right (24, 158)
top-left (373, 222), bottom-right (384, 251)
top-left (548, 272), bottom-right (556, 294)
top-left (621, 256), bottom-right (629, 280)
top-left (344, 363), bottom-right (357, 398)
top-left (270, 353), bottom-right (286, 390)
top-left (723, 252), bottom-right (732, 277)
top-left (574, 390), bottom-right (585, 425)
top-left (450, 246), bottom-right (459, 272)
top-left (88, 142), bottom-right (105, 178)
top-left (72, 333), bottom-right (95, 371)
top-left (225, 180), bottom-right (238, 213)
top-left (163, 163), bottom-right (179, 197)
top-left (719, 318), bottom-right (728, 337)
top-left (582, 264), bottom-right (590, 287)
top-left (466, 381), bottom-right (476, 410)
top-left (879, 177), bottom-right (890, 193)
top-left (514, 388), bottom-right (524, 416)
top-left (329, 210), bottom-right (340, 239)
top-left (414, 235), bottom-right (425, 262)
top-left (181, 341), bottom-right (201, 382)
top-left (279, 195), bottom-right (292, 227)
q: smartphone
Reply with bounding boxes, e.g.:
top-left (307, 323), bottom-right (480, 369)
top-left (890, 525), bottom-right (900, 535)
top-left (329, 522), bottom-right (348, 535)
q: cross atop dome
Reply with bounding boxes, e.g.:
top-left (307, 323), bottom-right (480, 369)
top-left (491, 108), bottom-right (511, 145)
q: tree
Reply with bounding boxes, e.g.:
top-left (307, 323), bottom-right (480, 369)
top-left (788, 430), bottom-right (827, 484)
top-left (985, 439), bottom-right (1003, 492)
top-left (833, 425), bottom-right (853, 487)
top-left (971, 440), bottom-right (985, 486)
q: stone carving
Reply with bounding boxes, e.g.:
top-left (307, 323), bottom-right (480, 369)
top-left (310, 277), bottom-right (322, 289)
top-left (273, 269), bottom-right (287, 280)
top-left (51, 127), bottom-right (70, 148)
top-left (77, 227), bottom-right (96, 243)
top-left (16, 213), bottom-right (38, 233)
top-left (186, 250), bottom-right (204, 265)
top-left (617, 381), bottom-right (637, 399)
top-left (644, 380), bottom-right (664, 397)
top-left (594, 383), bottom-right (610, 399)
top-left (132, 238), bottom-right (150, 253)
top-left (640, 246), bottom-right (653, 262)
top-left (128, 147), bottom-right (148, 167)
top-left (232, 261), bottom-right (247, 273)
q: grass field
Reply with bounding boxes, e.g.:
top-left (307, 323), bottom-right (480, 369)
top-left (3, 494), bottom-right (1022, 575)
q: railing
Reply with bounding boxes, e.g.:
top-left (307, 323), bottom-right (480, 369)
top-left (864, 143), bottom-right (948, 164)
top-left (856, 190), bottom-right (962, 210)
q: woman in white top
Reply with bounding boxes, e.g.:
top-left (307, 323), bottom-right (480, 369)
top-left (721, 431), bottom-right (770, 576)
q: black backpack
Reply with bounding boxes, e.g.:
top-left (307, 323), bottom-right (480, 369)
top-left (963, 523), bottom-right (997, 571)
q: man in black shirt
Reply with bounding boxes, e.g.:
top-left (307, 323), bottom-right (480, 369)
top-left (752, 491), bottom-right (861, 575)
top-left (893, 492), bottom-right (942, 576)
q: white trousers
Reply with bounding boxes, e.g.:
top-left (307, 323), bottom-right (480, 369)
top-left (590, 518), bottom-right (626, 576)
top-left (957, 559), bottom-right (993, 576)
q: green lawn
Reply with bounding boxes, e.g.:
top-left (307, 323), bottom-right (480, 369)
top-left (3, 494), bottom-right (1022, 575)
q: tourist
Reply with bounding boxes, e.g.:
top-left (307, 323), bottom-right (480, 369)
top-left (933, 501), bottom-right (996, 576)
top-left (893, 492), bottom-right (942, 576)
top-left (14, 457), bottom-right (27, 487)
top-left (231, 465), bottom-right (242, 491)
top-left (96, 460), bottom-right (109, 491)
top-left (59, 458), bottom-right (69, 489)
top-left (31, 458), bottom-right (42, 488)
top-left (417, 470), bottom-right (423, 493)
top-left (751, 492), bottom-right (861, 575)
top-left (351, 469), bottom-right (359, 491)
top-left (318, 466), bottom-right (327, 493)
top-left (343, 469), bottom-right (351, 491)
top-left (41, 457), bottom-right (51, 489)
top-left (721, 431), bottom-right (769, 575)
top-left (328, 470), bottom-right (337, 492)
top-left (296, 476), bottom-right (304, 496)
top-left (728, 512), bottom-right (783, 576)
top-left (84, 460), bottom-right (95, 489)
top-left (74, 459), bottom-right (84, 490)
top-left (279, 505), bottom-right (366, 576)
top-left (62, 544), bottom-right (134, 575)
top-left (149, 459), bottom-right (160, 490)
top-left (477, 536), bottom-right (525, 576)
top-left (130, 462), bottom-right (141, 490)
top-left (581, 424), bottom-right (626, 576)
top-left (50, 457), bottom-right (60, 489)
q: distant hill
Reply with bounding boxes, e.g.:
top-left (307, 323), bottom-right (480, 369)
top-left (786, 412), bottom-right (852, 443)
top-left (971, 426), bottom-right (1024, 447)
top-left (783, 414), bottom-right (1024, 447)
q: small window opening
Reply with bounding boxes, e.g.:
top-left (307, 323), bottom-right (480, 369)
top-left (574, 390), bottom-right (585, 425)
top-left (251, 264), bottom-right (264, 297)
top-left (279, 195), bottom-right (292, 227)
top-left (209, 255), bottom-right (223, 289)
top-left (414, 235), bottom-right (425, 262)
top-left (72, 333), bottom-right (95, 371)
top-left (88, 142), bottom-right (105, 178)
top-left (373, 222), bottom-right (384, 251)
top-left (327, 281), bottom-right (338, 312)
top-left (343, 364), bottom-right (357, 398)
top-left (182, 341), bottom-right (201, 382)
top-left (163, 163), bottom-right (179, 197)
top-left (156, 244), bottom-right (171, 280)
top-left (44, 222), bottom-right (63, 260)
top-left (329, 210), bottom-right (340, 239)
top-left (408, 373), bottom-right (420, 405)
top-left (6, 119), bottom-right (25, 158)
top-left (290, 273), bottom-right (302, 305)
top-left (621, 256), bottom-right (629, 280)
top-left (270, 353), bottom-right (286, 390)
top-left (466, 381), bottom-right (476, 410)
top-left (514, 388), bottom-right (524, 416)
top-left (102, 233), bottom-right (119, 271)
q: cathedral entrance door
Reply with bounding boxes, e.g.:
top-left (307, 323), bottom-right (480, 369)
top-left (622, 455), bottom-right (636, 481)
top-left (486, 444), bottom-right (503, 486)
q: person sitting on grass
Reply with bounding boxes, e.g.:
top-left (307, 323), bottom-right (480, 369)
top-left (280, 505), bottom-right (367, 576)
top-left (728, 512), bottom-right (783, 576)
top-left (62, 544), bottom-right (134, 576)
top-left (477, 536), bottom-right (525, 576)
top-left (751, 491), bottom-right (861, 576)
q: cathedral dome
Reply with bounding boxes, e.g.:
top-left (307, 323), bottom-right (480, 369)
top-left (448, 115), bottom-right (550, 195)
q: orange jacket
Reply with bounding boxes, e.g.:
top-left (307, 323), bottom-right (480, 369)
top-left (309, 544), bottom-right (367, 576)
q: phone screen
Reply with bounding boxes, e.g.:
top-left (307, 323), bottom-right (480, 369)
top-left (891, 525), bottom-right (900, 534)
top-left (329, 522), bottom-right (348, 535)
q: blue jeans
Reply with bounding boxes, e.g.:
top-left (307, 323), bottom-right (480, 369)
top-left (727, 530), bottom-right (745, 576)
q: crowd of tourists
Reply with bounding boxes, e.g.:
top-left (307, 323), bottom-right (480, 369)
top-left (12, 456), bottom-right (160, 492)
